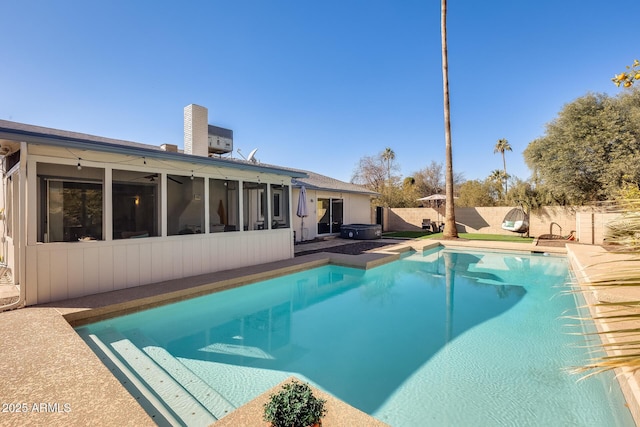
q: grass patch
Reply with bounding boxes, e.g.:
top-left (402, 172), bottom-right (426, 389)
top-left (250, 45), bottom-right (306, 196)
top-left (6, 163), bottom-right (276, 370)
top-left (383, 231), bottom-right (533, 243)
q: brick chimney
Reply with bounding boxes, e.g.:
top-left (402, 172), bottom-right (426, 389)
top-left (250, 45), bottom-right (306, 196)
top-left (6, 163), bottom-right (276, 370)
top-left (184, 104), bottom-right (208, 157)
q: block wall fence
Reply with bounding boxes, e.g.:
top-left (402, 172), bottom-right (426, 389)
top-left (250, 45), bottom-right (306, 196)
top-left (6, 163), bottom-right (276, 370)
top-left (379, 206), bottom-right (618, 244)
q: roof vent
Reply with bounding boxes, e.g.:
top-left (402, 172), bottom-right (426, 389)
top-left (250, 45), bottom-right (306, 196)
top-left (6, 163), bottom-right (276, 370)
top-left (161, 143), bottom-right (178, 152)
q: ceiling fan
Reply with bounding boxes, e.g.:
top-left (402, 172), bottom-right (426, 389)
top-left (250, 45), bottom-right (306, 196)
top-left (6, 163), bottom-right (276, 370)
top-left (143, 174), bottom-right (183, 184)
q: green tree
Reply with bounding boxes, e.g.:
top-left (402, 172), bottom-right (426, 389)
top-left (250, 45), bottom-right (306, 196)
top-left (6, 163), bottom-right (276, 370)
top-left (505, 178), bottom-right (541, 209)
top-left (456, 180), bottom-right (496, 207)
top-left (524, 90), bottom-right (640, 204)
top-left (493, 138), bottom-right (512, 195)
top-left (615, 179), bottom-right (640, 200)
top-left (569, 61), bottom-right (640, 380)
top-left (488, 169), bottom-right (508, 202)
top-left (440, 0), bottom-right (458, 238)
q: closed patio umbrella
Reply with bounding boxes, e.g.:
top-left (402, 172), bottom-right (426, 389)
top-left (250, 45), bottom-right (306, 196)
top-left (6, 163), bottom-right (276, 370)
top-left (296, 186), bottom-right (308, 242)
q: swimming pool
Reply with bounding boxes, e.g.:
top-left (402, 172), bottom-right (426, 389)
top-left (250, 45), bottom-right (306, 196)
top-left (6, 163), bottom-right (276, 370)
top-left (76, 247), bottom-right (635, 426)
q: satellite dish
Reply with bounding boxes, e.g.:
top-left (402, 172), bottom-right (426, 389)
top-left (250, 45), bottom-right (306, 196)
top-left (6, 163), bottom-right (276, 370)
top-left (247, 148), bottom-right (259, 163)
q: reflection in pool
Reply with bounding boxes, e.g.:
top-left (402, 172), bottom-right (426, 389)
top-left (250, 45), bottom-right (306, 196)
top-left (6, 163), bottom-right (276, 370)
top-left (76, 248), bottom-right (634, 427)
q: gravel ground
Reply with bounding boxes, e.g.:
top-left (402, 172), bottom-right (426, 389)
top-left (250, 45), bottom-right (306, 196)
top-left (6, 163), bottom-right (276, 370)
top-left (294, 240), bottom-right (399, 257)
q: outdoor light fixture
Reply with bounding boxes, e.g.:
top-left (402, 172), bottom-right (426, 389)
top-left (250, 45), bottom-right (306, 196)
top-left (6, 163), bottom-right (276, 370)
top-left (77, 158), bottom-right (82, 170)
top-left (190, 171), bottom-right (194, 180)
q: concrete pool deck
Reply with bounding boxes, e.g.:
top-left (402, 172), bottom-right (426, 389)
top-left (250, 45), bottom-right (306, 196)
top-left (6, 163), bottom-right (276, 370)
top-left (0, 239), bottom-right (638, 426)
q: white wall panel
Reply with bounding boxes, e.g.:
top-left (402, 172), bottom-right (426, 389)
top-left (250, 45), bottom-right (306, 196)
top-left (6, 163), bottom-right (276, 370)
top-left (126, 245), bottom-right (141, 288)
top-left (181, 239), bottom-right (194, 277)
top-left (112, 247), bottom-right (127, 291)
top-left (151, 243), bottom-right (164, 284)
top-left (83, 246), bottom-right (101, 296)
top-left (171, 240), bottom-right (183, 280)
top-left (67, 248), bottom-right (85, 298)
top-left (29, 230), bottom-right (293, 305)
top-left (49, 249), bottom-right (68, 301)
top-left (161, 241), bottom-right (174, 280)
top-left (35, 248), bottom-right (50, 304)
top-left (99, 246), bottom-right (114, 293)
top-left (138, 242), bottom-right (152, 286)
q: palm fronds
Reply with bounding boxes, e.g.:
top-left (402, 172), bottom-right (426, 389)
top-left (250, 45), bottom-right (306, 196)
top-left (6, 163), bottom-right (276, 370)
top-left (573, 199), bottom-right (640, 376)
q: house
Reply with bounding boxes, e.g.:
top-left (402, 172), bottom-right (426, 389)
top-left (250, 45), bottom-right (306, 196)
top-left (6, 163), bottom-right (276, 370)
top-left (0, 105), bottom-right (376, 307)
top-left (291, 170), bottom-right (378, 242)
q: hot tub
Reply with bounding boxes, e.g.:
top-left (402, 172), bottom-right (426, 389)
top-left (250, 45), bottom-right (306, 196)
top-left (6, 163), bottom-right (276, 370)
top-left (340, 224), bottom-right (382, 240)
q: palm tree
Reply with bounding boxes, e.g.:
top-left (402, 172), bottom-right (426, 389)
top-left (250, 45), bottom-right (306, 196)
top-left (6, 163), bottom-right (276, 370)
top-left (494, 138), bottom-right (512, 196)
top-left (489, 169), bottom-right (508, 202)
top-left (381, 147), bottom-right (395, 184)
top-left (441, 0), bottom-right (458, 238)
top-left (489, 169), bottom-right (507, 183)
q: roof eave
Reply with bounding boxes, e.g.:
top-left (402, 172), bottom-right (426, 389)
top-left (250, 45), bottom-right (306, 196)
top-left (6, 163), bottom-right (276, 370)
top-left (292, 182), bottom-right (378, 196)
top-left (0, 127), bottom-right (307, 178)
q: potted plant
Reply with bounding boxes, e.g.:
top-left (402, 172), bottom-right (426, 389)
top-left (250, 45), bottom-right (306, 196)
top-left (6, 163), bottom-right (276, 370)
top-left (263, 380), bottom-right (327, 427)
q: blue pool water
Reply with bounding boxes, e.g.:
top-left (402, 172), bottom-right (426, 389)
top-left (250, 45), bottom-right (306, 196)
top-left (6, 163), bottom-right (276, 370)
top-left (76, 248), bottom-right (634, 426)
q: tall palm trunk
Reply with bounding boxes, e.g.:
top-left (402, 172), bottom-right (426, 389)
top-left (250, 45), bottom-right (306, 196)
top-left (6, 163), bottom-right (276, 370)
top-left (441, 0), bottom-right (458, 238)
top-left (502, 152), bottom-right (508, 195)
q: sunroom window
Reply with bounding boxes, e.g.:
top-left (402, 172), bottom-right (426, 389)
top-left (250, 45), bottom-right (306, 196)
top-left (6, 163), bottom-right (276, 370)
top-left (243, 181), bottom-right (267, 231)
top-left (38, 163), bottom-right (103, 242)
top-left (209, 178), bottom-right (239, 232)
top-left (270, 184), bottom-right (290, 229)
top-left (112, 170), bottom-right (158, 239)
top-left (167, 174), bottom-right (204, 235)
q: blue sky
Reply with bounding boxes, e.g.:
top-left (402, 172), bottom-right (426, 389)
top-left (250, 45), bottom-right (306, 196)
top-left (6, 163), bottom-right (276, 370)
top-left (1, 1), bottom-right (635, 184)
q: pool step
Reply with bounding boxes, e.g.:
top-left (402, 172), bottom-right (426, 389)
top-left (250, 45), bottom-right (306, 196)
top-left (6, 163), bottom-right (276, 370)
top-left (125, 329), bottom-right (236, 420)
top-left (85, 332), bottom-right (183, 426)
top-left (100, 330), bottom-right (218, 427)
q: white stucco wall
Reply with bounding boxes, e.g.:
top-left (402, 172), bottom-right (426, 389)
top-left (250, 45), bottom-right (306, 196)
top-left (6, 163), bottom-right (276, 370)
top-left (291, 188), bottom-right (373, 242)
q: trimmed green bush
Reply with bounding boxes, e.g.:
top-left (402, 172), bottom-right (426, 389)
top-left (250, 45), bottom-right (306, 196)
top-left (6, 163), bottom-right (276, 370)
top-left (263, 380), bottom-right (327, 427)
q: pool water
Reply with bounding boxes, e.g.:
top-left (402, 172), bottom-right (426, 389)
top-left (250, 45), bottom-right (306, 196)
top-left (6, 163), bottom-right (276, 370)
top-left (76, 248), bottom-right (635, 426)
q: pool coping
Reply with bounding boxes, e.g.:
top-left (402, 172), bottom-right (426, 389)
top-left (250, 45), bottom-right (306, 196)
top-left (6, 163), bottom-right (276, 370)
top-left (567, 244), bottom-right (640, 426)
top-left (3, 239), bottom-right (638, 426)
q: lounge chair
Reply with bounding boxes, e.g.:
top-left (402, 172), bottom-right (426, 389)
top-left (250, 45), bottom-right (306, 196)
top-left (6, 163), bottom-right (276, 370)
top-left (422, 219), bottom-right (433, 231)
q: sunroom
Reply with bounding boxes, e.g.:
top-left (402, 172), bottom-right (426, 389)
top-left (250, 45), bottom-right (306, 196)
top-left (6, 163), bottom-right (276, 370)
top-left (0, 117), bottom-right (305, 307)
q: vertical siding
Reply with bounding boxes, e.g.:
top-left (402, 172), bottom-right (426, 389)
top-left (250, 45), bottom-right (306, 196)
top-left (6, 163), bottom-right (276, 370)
top-left (26, 230), bottom-right (293, 305)
top-left (99, 246), bottom-right (114, 293)
top-left (35, 248), bottom-right (50, 303)
top-left (112, 248), bottom-right (127, 291)
top-left (83, 247), bottom-right (101, 296)
top-left (139, 242), bottom-right (152, 286)
top-left (49, 250), bottom-right (69, 302)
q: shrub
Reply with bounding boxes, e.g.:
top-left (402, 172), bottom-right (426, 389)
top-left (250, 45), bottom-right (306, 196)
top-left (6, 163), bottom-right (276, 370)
top-left (263, 380), bottom-right (327, 427)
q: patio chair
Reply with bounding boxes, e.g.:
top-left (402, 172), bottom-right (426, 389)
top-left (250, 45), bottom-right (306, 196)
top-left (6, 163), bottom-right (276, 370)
top-left (422, 219), bottom-right (433, 231)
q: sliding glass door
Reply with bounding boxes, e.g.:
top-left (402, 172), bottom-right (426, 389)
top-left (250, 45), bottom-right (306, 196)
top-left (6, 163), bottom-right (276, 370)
top-left (317, 198), bottom-right (343, 235)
